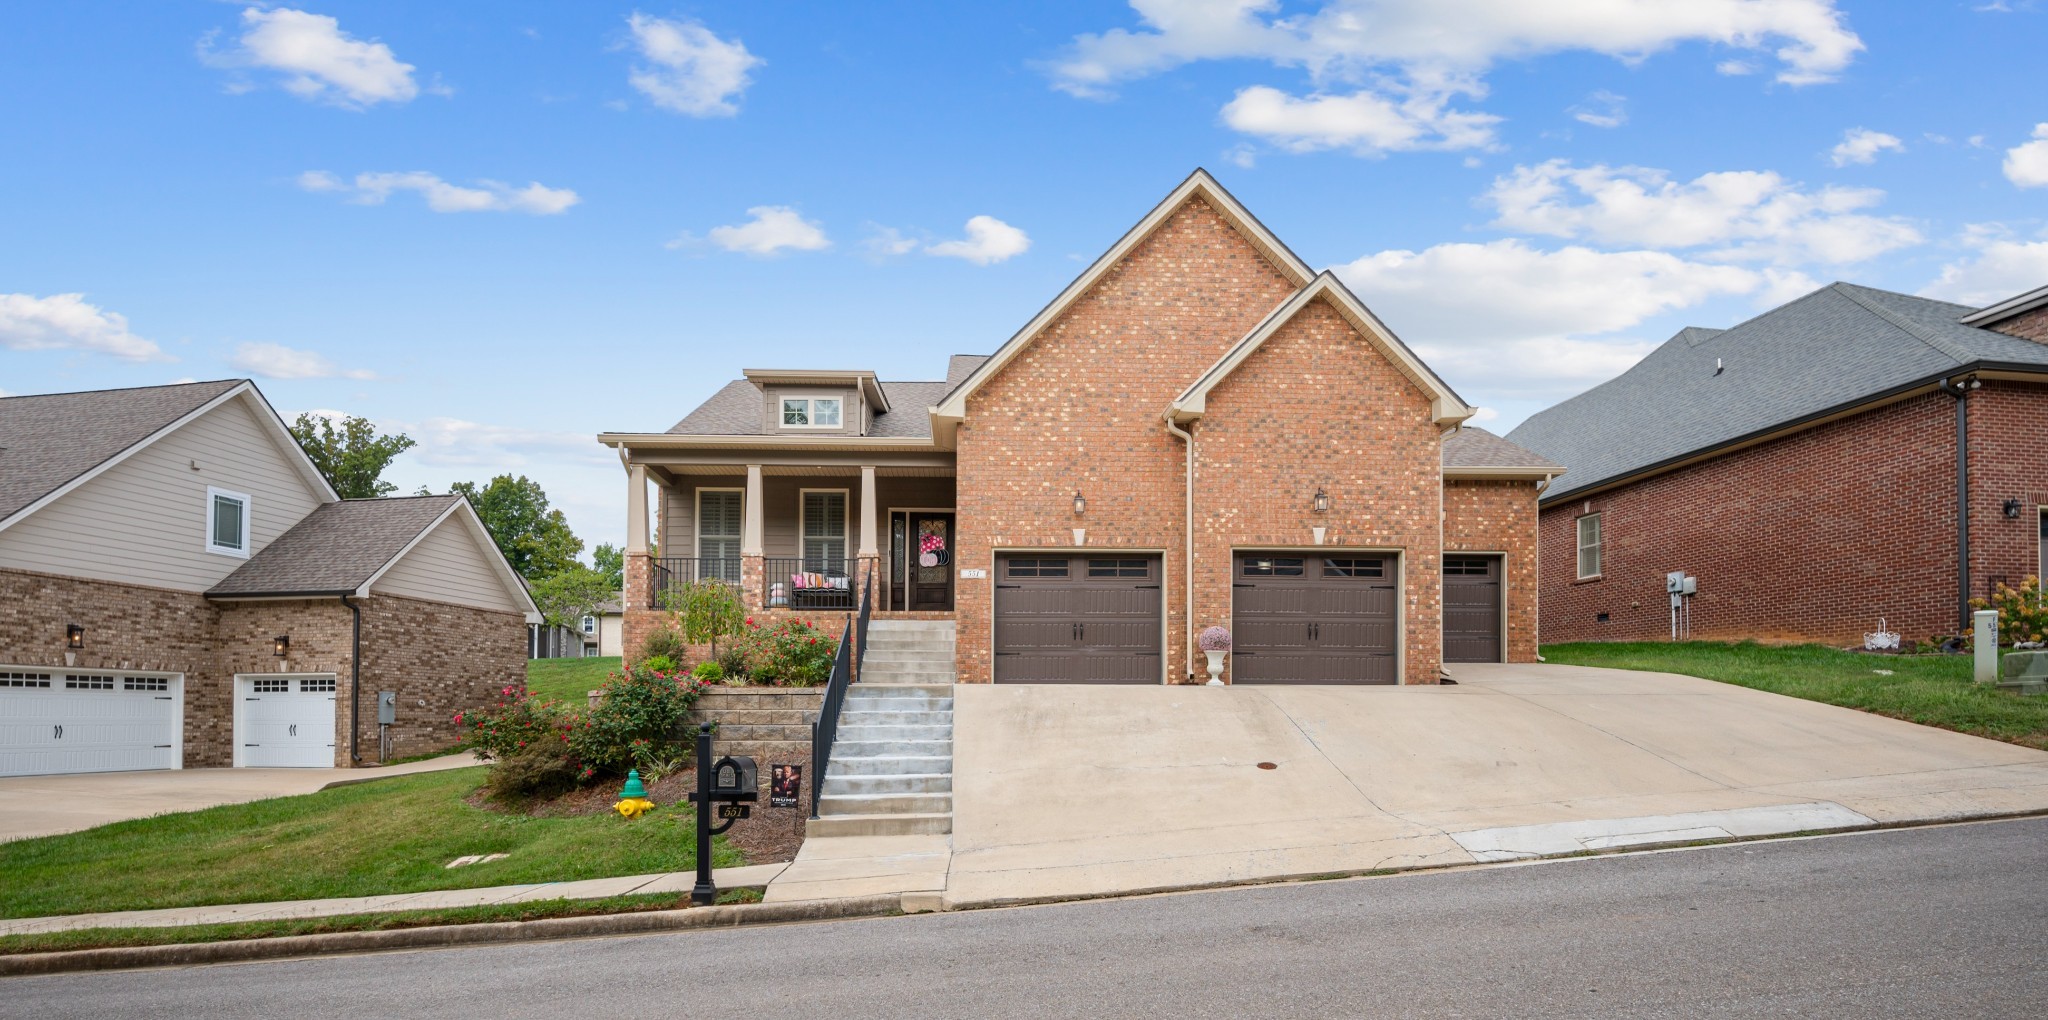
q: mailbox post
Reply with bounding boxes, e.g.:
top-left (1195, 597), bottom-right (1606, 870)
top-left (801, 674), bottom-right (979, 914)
top-left (686, 722), bottom-right (758, 906)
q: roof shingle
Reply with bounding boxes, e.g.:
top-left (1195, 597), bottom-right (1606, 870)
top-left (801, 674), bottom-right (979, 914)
top-left (208, 495), bottom-right (461, 598)
top-left (1442, 427), bottom-right (1562, 471)
top-left (0, 380), bottom-right (245, 524)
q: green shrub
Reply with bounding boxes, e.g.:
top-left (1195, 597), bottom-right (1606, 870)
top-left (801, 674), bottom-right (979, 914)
top-left (737, 616), bottom-right (839, 687)
top-left (457, 685), bottom-right (565, 763)
top-left (565, 663), bottom-right (708, 779)
top-left (715, 645), bottom-right (750, 681)
top-left (1971, 576), bottom-right (2048, 646)
top-left (691, 660), bottom-right (724, 683)
top-left (485, 747), bottom-right (581, 801)
top-left (642, 654), bottom-right (679, 674)
top-left (638, 626), bottom-right (688, 663)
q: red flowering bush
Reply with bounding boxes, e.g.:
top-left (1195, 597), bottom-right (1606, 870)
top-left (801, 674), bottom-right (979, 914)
top-left (735, 616), bottom-right (839, 686)
top-left (461, 662), bottom-right (709, 799)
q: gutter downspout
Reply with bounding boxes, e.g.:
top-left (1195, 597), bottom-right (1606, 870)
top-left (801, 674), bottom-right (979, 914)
top-left (1938, 377), bottom-right (1972, 633)
top-left (1165, 414), bottom-right (1197, 682)
top-left (342, 595), bottom-right (362, 764)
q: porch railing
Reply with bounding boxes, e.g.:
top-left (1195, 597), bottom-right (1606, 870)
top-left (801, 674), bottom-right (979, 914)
top-left (764, 556), bottom-right (857, 611)
top-left (648, 557), bottom-right (741, 609)
top-left (810, 573), bottom-right (871, 819)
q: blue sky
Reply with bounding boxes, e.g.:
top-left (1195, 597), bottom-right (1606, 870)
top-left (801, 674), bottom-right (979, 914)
top-left (3, 2), bottom-right (2045, 552)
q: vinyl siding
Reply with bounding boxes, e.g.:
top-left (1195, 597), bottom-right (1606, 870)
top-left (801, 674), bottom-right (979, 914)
top-left (372, 515), bottom-right (524, 614)
top-left (0, 395), bottom-right (326, 591)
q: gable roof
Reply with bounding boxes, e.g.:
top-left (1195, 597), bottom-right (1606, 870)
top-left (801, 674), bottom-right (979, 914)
top-left (1507, 282), bottom-right (2048, 503)
top-left (929, 169), bottom-right (1315, 440)
top-left (662, 366), bottom-right (973, 441)
top-left (1442, 427), bottom-right (1563, 479)
top-left (207, 495), bottom-right (539, 618)
top-left (0, 379), bottom-right (336, 533)
top-left (1169, 272), bottom-right (1474, 427)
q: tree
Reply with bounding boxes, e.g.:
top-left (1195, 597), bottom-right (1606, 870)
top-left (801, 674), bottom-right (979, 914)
top-left (289, 414), bottom-right (417, 499)
top-left (529, 565), bottom-right (617, 632)
top-left (592, 543), bottom-right (625, 591)
top-left (452, 475), bottom-right (585, 580)
top-left (662, 577), bottom-right (746, 658)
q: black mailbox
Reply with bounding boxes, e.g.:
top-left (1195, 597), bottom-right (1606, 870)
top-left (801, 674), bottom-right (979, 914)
top-left (707, 755), bottom-right (758, 802)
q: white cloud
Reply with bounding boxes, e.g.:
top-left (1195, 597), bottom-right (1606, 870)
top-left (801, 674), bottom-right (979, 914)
top-left (201, 6), bottom-right (418, 109)
top-left (1484, 160), bottom-right (1921, 265)
top-left (1333, 239), bottom-right (1764, 396)
top-left (692, 206), bottom-right (830, 256)
top-left (925, 216), bottom-right (1032, 265)
top-left (860, 226), bottom-right (920, 259)
top-left (229, 342), bottom-right (375, 381)
top-left (1922, 231), bottom-right (2048, 307)
top-left (624, 13), bottom-right (762, 116)
top-left (1569, 90), bottom-right (1627, 129)
top-left (298, 171), bottom-right (579, 214)
top-left (1828, 127), bottom-right (1904, 167)
top-left (1220, 82), bottom-right (1502, 155)
top-left (1716, 58), bottom-right (1757, 75)
top-left (2003, 124), bottom-right (2048, 188)
top-left (0, 293), bottom-right (169, 362)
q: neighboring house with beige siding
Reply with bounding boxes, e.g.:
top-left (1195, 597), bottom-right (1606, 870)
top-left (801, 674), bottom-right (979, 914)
top-left (0, 380), bottom-right (538, 777)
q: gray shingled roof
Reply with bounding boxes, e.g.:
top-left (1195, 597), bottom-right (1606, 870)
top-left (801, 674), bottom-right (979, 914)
top-left (208, 495), bottom-right (461, 597)
top-left (1507, 282), bottom-right (2048, 503)
top-left (1442, 427), bottom-right (1562, 471)
top-left (0, 380), bottom-right (245, 523)
top-left (665, 356), bottom-right (990, 439)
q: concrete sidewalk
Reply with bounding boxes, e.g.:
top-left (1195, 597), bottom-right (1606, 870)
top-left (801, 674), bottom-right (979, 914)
top-left (0, 753), bottom-right (486, 842)
top-left (0, 863), bottom-right (788, 937)
top-left (767, 662), bottom-right (2048, 910)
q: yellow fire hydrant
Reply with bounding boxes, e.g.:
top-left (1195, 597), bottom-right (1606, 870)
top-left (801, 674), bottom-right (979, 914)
top-left (615, 769), bottom-right (655, 819)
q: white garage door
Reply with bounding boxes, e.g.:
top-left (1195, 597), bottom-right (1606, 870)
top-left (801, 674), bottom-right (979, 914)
top-left (0, 668), bottom-right (182, 777)
top-left (236, 675), bottom-right (338, 768)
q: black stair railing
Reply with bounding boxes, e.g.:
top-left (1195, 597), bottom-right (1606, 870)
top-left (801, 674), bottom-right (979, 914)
top-left (808, 572), bottom-right (873, 819)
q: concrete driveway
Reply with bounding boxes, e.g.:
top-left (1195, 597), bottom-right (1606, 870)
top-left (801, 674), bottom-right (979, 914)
top-left (0, 753), bottom-right (482, 842)
top-left (924, 662), bottom-right (2048, 908)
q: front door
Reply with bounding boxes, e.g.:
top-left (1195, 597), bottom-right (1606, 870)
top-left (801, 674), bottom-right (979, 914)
top-left (906, 513), bottom-right (955, 610)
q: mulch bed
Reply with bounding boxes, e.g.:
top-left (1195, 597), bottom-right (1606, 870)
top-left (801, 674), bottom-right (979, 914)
top-left (468, 765), bottom-right (809, 865)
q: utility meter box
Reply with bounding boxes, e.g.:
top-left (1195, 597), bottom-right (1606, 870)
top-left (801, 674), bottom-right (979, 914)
top-left (377, 691), bottom-right (396, 725)
top-left (1667, 571), bottom-right (1686, 594)
top-left (1681, 576), bottom-right (1697, 595)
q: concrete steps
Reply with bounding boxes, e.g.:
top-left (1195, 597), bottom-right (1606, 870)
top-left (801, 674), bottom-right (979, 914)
top-left (811, 620), bottom-right (956, 837)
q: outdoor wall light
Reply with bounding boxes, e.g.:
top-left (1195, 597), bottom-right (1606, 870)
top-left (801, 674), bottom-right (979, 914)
top-left (66, 624), bottom-right (84, 650)
top-left (1073, 491), bottom-right (1086, 516)
top-left (1312, 488), bottom-right (1331, 514)
top-left (273, 635), bottom-right (290, 658)
top-left (2004, 498), bottom-right (2024, 519)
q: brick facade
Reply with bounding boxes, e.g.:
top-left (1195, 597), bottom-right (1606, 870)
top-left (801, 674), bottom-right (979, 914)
top-left (952, 197), bottom-right (1300, 683)
top-left (1192, 296), bottom-right (1445, 683)
top-left (1537, 392), bottom-right (1963, 646)
top-left (1964, 380), bottom-right (2048, 604)
top-left (1985, 305), bottom-right (2048, 344)
top-left (1445, 479), bottom-right (1543, 662)
top-left (1, 566), bottom-right (521, 768)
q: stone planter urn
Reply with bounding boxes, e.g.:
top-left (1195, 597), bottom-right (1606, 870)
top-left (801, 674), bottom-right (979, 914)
top-left (1197, 626), bottom-right (1232, 686)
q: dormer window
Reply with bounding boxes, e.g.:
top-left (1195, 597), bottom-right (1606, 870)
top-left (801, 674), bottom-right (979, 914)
top-left (781, 396), bottom-right (842, 429)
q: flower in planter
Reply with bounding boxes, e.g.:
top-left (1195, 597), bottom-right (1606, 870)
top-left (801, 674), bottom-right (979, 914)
top-left (1198, 626), bottom-right (1232, 652)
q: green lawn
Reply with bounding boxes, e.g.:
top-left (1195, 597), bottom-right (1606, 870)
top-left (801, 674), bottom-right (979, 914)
top-left (0, 766), bottom-right (740, 921)
top-left (1542, 640), bottom-right (2048, 750)
top-left (525, 655), bottom-right (622, 703)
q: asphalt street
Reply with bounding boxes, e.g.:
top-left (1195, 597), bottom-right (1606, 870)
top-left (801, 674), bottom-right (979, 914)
top-left (7, 817), bottom-right (2045, 1019)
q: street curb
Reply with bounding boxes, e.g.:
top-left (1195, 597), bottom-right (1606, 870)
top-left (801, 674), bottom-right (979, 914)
top-left (0, 894), bottom-right (902, 978)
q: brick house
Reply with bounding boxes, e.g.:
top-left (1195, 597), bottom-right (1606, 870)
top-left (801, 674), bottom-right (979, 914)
top-left (1508, 281), bottom-right (2048, 647)
top-left (602, 170), bottom-right (1560, 686)
top-left (0, 380), bottom-right (538, 776)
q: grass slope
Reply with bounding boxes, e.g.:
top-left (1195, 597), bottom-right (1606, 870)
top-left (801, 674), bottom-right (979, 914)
top-left (0, 766), bottom-right (740, 920)
top-left (1541, 640), bottom-right (2048, 750)
top-left (525, 655), bottom-right (622, 703)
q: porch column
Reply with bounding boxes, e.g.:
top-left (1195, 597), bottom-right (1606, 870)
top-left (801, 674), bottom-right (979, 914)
top-left (741, 464), bottom-right (764, 556)
top-left (625, 463), bottom-right (650, 555)
top-left (858, 466), bottom-right (879, 558)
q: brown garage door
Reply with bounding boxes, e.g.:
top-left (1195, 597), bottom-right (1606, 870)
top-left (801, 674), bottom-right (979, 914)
top-left (993, 554), bottom-right (1162, 683)
top-left (1232, 553), bottom-right (1398, 684)
top-left (1443, 555), bottom-right (1503, 663)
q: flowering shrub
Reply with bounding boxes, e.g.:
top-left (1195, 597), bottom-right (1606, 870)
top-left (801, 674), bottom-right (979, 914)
top-left (1198, 626), bottom-right (1232, 652)
top-left (1970, 576), bottom-right (2048, 647)
top-left (735, 616), bottom-right (839, 686)
top-left (460, 663), bottom-right (709, 794)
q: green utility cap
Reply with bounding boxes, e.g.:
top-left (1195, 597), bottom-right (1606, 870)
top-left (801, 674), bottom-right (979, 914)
top-left (620, 769), bottom-right (648, 800)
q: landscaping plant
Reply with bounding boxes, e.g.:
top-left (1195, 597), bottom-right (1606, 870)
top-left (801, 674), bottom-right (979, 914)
top-left (1198, 626), bottom-right (1232, 651)
top-left (1970, 576), bottom-right (2048, 647)
top-left (736, 615), bottom-right (839, 686)
top-left (460, 661), bottom-right (710, 796)
top-left (664, 576), bottom-right (747, 658)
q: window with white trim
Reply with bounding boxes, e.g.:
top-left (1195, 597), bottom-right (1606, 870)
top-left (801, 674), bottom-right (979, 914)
top-left (800, 491), bottom-right (848, 571)
top-left (1576, 514), bottom-right (1602, 580)
top-left (698, 490), bottom-right (743, 582)
top-left (780, 396), bottom-right (843, 429)
top-left (581, 615), bottom-right (597, 635)
top-left (207, 486), bottom-right (252, 558)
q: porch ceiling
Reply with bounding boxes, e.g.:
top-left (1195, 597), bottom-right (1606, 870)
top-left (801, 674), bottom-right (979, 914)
top-left (652, 464), bottom-right (953, 484)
